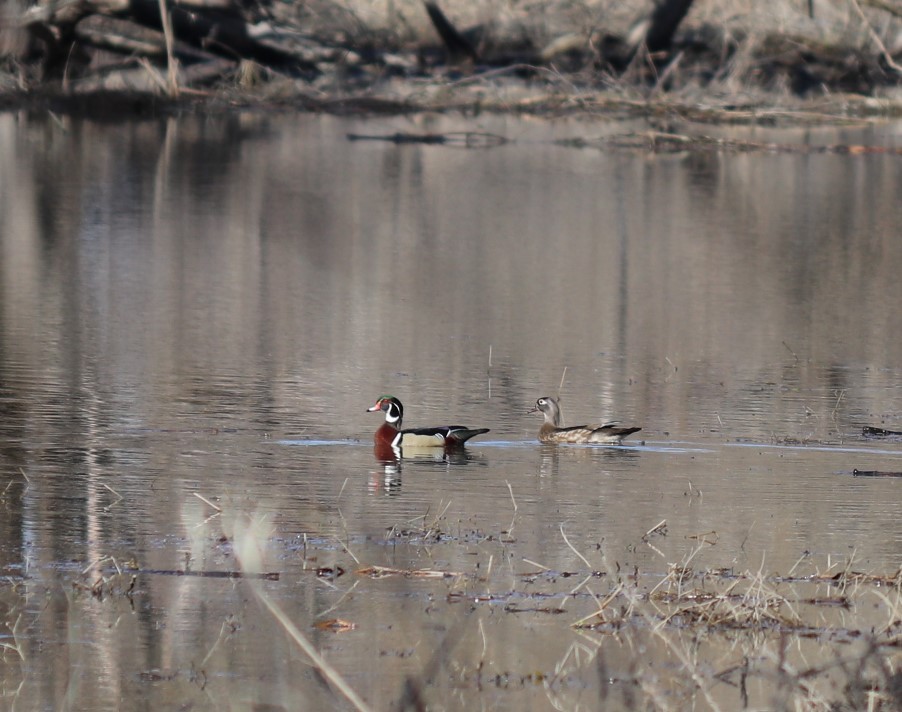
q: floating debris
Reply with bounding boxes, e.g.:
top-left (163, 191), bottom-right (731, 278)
top-left (862, 426), bottom-right (902, 437)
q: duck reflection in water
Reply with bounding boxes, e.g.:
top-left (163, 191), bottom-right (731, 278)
top-left (538, 441), bottom-right (642, 477)
top-left (369, 458), bottom-right (402, 495)
top-left (370, 439), bottom-right (487, 494)
top-left (373, 439), bottom-right (479, 465)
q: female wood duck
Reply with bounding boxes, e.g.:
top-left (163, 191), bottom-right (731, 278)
top-left (367, 395), bottom-right (490, 451)
top-left (529, 396), bottom-right (641, 444)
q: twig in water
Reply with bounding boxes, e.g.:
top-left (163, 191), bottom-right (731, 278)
top-left (560, 524), bottom-right (592, 570)
top-left (334, 530), bottom-right (360, 565)
top-left (200, 619), bottom-right (232, 667)
top-left (685, 530), bottom-right (717, 545)
top-left (505, 480), bottom-right (518, 535)
top-left (739, 521), bottom-right (755, 551)
top-left (782, 340), bottom-right (799, 361)
top-left (316, 580), bottom-right (361, 620)
top-left (109, 556), bottom-right (123, 575)
top-left (336, 502), bottom-right (360, 562)
top-left (644, 520), bottom-right (668, 540)
top-left (423, 499), bottom-right (453, 539)
top-left (193, 492), bottom-right (222, 512)
top-left (128, 567), bottom-right (278, 580)
top-left (102, 483), bottom-right (123, 507)
top-left (2, 469), bottom-right (31, 499)
top-left (831, 389), bottom-right (845, 421)
top-left (572, 582), bottom-right (624, 627)
top-left (478, 617), bottom-right (488, 661)
top-left (356, 565), bottom-right (463, 578)
top-left (338, 477), bottom-right (350, 501)
top-left (561, 573), bottom-right (595, 609)
top-left (522, 558), bottom-right (551, 571)
top-left (0, 613), bottom-right (26, 661)
top-left (786, 551), bottom-right (809, 577)
top-left (644, 539), bottom-right (666, 559)
top-left (82, 555), bottom-right (112, 576)
top-left (558, 367), bottom-right (568, 395)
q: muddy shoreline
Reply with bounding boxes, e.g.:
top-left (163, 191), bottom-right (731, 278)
top-left (3, 82), bottom-right (902, 128)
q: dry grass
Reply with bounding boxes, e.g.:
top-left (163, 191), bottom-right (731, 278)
top-left (4, 0), bottom-right (902, 116)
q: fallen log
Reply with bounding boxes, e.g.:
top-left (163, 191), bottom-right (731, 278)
top-left (862, 426), bottom-right (902, 437)
top-left (19, 0), bottom-right (318, 82)
top-left (852, 469), bottom-right (902, 478)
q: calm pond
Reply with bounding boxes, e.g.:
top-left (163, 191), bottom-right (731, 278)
top-left (0, 110), bottom-right (900, 711)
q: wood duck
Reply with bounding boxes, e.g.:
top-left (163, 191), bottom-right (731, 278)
top-left (529, 396), bottom-right (641, 444)
top-left (367, 395), bottom-right (490, 451)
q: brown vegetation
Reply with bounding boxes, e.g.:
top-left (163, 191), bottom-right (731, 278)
top-left (228, 513), bottom-right (902, 712)
top-left (2, 0), bottom-right (902, 117)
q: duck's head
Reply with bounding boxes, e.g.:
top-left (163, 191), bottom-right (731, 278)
top-left (528, 396), bottom-right (562, 426)
top-left (367, 395), bottom-right (404, 424)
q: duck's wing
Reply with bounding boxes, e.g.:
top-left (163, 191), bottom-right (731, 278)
top-left (587, 424), bottom-right (642, 443)
top-left (399, 425), bottom-right (490, 447)
top-left (441, 426), bottom-right (490, 445)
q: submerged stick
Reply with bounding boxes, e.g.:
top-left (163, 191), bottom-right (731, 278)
top-left (356, 565), bottom-right (463, 578)
top-left (193, 492), bottom-right (222, 512)
top-left (346, 132), bottom-right (506, 147)
top-left (254, 585), bottom-right (370, 711)
top-left (560, 524), bottom-right (591, 570)
top-left (862, 426), bottom-right (902, 437)
top-left (233, 518), bottom-right (371, 712)
top-left (114, 568), bottom-right (280, 580)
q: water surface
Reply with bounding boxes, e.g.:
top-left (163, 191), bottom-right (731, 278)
top-left (0, 111), bottom-right (900, 711)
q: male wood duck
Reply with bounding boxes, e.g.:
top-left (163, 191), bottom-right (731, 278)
top-left (367, 395), bottom-right (490, 450)
top-left (529, 396), bottom-right (641, 444)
